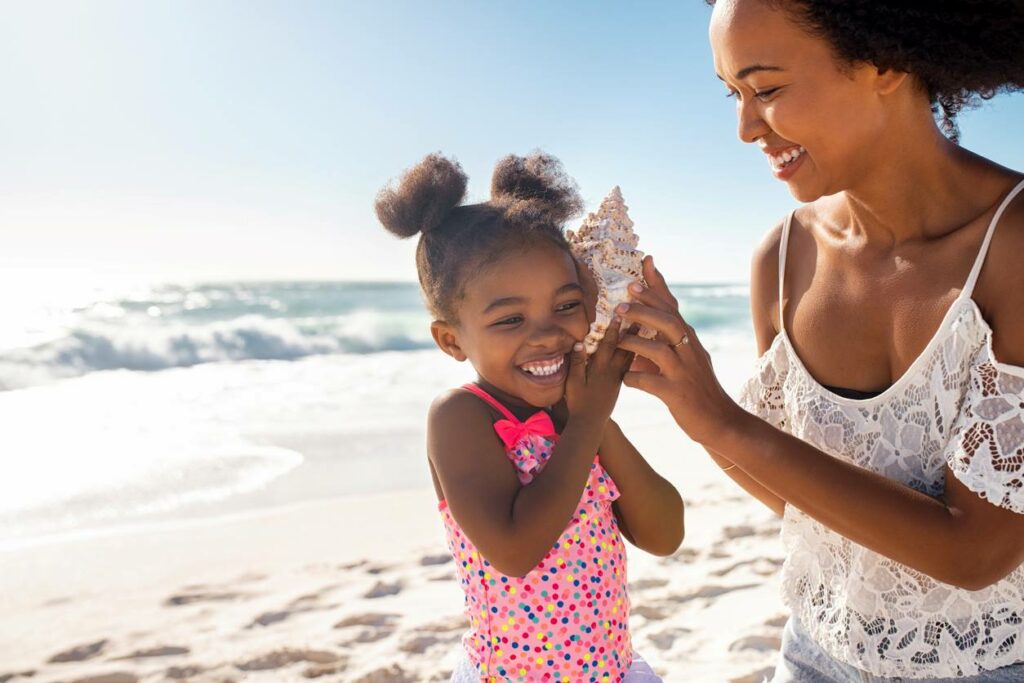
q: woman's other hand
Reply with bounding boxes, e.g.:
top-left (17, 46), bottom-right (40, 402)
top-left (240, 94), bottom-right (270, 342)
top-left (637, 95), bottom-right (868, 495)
top-left (616, 255), bottom-right (743, 446)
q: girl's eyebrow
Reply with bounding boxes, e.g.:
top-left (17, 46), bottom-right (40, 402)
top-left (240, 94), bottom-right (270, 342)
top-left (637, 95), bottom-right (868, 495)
top-left (716, 64), bottom-right (785, 81)
top-left (481, 283), bottom-right (583, 314)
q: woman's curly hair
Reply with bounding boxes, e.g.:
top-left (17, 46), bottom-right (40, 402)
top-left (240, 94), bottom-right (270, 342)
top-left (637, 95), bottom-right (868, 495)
top-left (706, 0), bottom-right (1024, 141)
top-left (374, 151), bottom-right (583, 322)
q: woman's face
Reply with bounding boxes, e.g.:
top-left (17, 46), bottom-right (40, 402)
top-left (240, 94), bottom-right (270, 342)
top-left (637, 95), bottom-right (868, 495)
top-left (709, 0), bottom-right (900, 202)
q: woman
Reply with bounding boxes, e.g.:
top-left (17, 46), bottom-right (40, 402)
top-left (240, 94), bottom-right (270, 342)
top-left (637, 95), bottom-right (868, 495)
top-left (616, 0), bottom-right (1024, 680)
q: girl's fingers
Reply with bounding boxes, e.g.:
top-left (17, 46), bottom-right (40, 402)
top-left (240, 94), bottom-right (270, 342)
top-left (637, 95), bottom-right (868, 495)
top-left (568, 342), bottom-right (587, 383)
top-left (574, 258), bottom-right (599, 325)
top-left (593, 316), bottom-right (622, 365)
top-left (615, 302), bottom-right (688, 345)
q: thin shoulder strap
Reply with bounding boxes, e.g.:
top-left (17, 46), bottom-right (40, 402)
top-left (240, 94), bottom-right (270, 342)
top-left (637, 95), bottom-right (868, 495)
top-left (963, 178), bottom-right (1024, 298)
top-left (461, 383), bottom-right (518, 423)
top-left (778, 211), bottom-right (795, 331)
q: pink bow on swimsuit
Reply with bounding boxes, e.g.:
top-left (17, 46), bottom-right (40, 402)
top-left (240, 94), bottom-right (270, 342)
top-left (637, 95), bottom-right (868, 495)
top-left (493, 411), bottom-right (555, 449)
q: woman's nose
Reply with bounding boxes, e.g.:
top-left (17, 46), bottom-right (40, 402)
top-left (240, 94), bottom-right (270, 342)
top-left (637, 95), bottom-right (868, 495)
top-left (737, 99), bottom-right (770, 144)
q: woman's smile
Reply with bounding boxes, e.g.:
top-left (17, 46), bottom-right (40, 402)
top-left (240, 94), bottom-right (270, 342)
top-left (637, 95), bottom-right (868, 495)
top-left (764, 144), bottom-right (807, 179)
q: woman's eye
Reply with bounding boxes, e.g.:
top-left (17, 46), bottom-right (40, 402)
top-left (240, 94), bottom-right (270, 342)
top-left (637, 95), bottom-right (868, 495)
top-left (755, 88), bottom-right (780, 101)
top-left (724, 90), bottom-right (738, 99)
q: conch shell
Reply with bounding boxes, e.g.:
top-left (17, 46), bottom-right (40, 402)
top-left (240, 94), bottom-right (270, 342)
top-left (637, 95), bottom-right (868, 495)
top-left (567, 186), bottom-right (656, 354)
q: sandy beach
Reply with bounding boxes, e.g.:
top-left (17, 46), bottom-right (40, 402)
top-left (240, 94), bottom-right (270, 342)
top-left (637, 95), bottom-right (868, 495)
top-left (0, 389), bottom-right (787, 683)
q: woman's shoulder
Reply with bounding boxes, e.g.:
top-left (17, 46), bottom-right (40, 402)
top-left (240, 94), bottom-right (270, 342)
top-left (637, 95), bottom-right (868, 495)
top-left (976, 172), bottom-right (1024, 367)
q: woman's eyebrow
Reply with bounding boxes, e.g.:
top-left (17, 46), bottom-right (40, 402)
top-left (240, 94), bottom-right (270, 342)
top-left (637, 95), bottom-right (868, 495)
top-left (716, 64), bottom-right (785, 81)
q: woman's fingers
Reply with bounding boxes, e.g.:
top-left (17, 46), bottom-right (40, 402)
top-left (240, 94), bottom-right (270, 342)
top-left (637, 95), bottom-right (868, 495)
top-left (622, 370), bottom-right (669, 397)
top-left (627, 279), bottom-right (677, 314)
top-left (616, 334), bottom-right (679, 372)
top-left (616, 301), bottom-right (689, 345)
top-left (641, 255), bottom-right (679, 308)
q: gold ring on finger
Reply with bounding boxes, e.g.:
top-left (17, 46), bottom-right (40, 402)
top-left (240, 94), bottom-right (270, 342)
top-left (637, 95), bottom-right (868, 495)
top-left (671, 334), bottom-right (690, 348)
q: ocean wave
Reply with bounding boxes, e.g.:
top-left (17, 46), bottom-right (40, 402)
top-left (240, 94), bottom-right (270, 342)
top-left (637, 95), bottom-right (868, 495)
top-left (0, 312), bottom-right (435, 390)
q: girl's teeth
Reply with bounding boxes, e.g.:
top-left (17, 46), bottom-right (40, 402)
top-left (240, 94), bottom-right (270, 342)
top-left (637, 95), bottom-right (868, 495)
top-left (521, 358), bottom-right (564, 376)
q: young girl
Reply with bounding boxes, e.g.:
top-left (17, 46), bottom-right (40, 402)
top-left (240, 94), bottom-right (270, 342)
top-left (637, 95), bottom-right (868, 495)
top-left (375, 152), bottom-right (684, 682)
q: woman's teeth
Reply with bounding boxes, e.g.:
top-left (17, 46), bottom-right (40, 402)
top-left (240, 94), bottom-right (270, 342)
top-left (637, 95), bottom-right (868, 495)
top-left (770, 146), bottom-right (805, 171)
top-left (519, 357), bottom-right (565, 376)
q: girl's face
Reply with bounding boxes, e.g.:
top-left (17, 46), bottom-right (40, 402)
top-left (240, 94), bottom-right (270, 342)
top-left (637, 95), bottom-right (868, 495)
top-left (709, 0), bottom-right (910, 202)
top-left (434, 242), bottom-right (589, 409)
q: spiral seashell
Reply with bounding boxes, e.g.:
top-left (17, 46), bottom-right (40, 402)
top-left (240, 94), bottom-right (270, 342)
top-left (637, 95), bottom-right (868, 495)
top-left (567, 186), bottom-right (657, 354)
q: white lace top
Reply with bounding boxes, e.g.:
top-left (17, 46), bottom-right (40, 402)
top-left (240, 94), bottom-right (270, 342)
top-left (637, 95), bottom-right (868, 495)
top-left (739, 179), bottom-right (1024, 678)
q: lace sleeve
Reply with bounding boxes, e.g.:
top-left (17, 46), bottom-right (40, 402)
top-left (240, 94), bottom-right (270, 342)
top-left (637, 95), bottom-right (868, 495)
top-left (737, 340), bottom-right (789, 431)
top-left (944, 351), bottom-right (1024, 514)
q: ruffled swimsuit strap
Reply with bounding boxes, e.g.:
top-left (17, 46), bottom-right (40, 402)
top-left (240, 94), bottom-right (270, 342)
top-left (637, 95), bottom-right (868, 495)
top-left (461, 383), bottom-right (519, 423)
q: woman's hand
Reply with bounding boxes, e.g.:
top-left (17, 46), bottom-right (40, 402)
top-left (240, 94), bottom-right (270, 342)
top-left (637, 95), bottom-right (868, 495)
top-left (564, 317), bottom-right (633, 427)
top-left (616, 255), bottom-right (743, 446)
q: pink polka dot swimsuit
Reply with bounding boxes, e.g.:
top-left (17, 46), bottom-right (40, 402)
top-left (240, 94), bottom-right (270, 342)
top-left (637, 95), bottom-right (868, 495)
top-left (438, 384), bottom-right (632, 682)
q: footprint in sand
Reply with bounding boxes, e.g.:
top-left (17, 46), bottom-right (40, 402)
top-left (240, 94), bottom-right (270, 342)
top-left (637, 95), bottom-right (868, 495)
top-left (335, 612), bottom-right (401, 629)
top-left (629, 577), bottom-right (670, 591)
top-left (764, 613), bottom-right (789, 628)
top-left (165, 591), bottom-right (250, 607)
top-left (303, 659), bottom-right (350, 678)
top-left (48, 639), bottom-right (109, 663)
top-left (729, 634), bottom-right (782, 653)
top-left (165, 665), bottom-right (205, 679)
top-left (235, 648), bottom-right (341, 672)
top-left (429, 569), bottom-right (456, 582)
top-left (417, 614), bottom-right (469, 633)
top-left (631, 604), bottom-right (672, 620)
top-left (112, 645), bottom-right (189, 659)
top-left (363, 580), bottom-right (403, 599)
top-left (667, 582), bottom-right (761, 604)
top-left (364, 563), bottom-right (396, 576)
top-left (352, 664), bottom-right (416, 683)
top-left (335, 612), bottom-right (401, 645)
top-left (730, 666), bottom-right (775, 683)
top-left (419, 553), bottom-right (452, 567)
top-left (645, 627), bottom-right (692, 651)
top-left (67, 674), bottom-right (138, 683)
top-left (0, 671), bottom-right (36, 683)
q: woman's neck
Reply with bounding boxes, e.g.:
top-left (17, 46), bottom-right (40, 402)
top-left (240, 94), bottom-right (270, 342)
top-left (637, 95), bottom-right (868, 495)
top-left (837, 113), bottom-right (1009, 247)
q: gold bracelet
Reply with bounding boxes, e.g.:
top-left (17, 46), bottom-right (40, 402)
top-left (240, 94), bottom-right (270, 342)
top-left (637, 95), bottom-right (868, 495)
top-left (719, 464), bottom-right (737, 472)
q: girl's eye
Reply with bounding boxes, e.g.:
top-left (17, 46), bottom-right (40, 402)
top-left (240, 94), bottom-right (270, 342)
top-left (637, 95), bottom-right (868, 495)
top-left (493, 316), bottom-right (523, 326)
top-left (556, 301), bottom-right (581, 313)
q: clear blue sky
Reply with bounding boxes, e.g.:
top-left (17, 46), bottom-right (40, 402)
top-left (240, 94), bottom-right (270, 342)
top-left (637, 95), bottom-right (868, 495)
top-left (2, 1), bottom-right (1022, 285)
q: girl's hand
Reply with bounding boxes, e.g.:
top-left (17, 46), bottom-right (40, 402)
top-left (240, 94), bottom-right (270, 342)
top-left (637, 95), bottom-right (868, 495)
top-left (616, 256), bottom-right (743, 446)
top-left (564, 317), bottom-right (633, 426)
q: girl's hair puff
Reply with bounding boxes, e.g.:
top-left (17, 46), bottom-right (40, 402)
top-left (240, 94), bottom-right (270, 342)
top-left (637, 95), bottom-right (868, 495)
top-left (375, 151), bottom-right (583, 322)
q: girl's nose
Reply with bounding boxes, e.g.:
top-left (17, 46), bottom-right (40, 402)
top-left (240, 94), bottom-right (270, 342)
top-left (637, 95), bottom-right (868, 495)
top-left (528, 321), bottom-right (564, 346)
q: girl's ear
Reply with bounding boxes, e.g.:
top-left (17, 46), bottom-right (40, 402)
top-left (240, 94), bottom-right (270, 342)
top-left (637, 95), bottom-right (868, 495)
top-left (431, 320), bottom-right (467, 361)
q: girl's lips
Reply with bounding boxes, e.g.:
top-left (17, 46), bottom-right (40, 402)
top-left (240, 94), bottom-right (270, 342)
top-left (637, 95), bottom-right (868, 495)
top-left (517, 354), bottom-right (569, 386)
